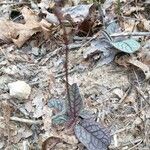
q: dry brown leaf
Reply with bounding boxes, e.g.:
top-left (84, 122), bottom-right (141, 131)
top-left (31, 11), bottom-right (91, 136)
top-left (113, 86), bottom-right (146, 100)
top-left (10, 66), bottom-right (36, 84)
top-left (125, 88), bottom-right (137, 103)
top-left (123, 6), bottom-right (144, 16)
top-left (0, 6), bottom-right (52, 47)
top-left (112, 88), bottom-right (124, 98)
top-left (115, 54), bottom-right (130, 67)
top-left (140, 19), bottom-right (150, 31)
top-left (138, 40), bottom-right (150, 65)
top-left (12, 126), bottom-right (32, 143)
top-left (32, 91), bottom-right (45, 118)
top-left (115, 54), bottom-right (150, 79)
top-left (42, 106), bottom-right (53, 132)
top-left (128, 57), bottom-right (150, 79)
top-left (123, 20), bottom-right (137, 32)
top-left (62, 4), bottom-right (94, 23)
top-left (40, 19), bottom-right (52, 39)
top-left (42, 137), bottom-right (61, 150)
top-left (137, 18), bottom-right (150, 32)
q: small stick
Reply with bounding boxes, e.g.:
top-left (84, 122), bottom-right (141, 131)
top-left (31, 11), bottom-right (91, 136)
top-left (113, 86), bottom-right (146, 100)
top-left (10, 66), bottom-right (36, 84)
top-left (111, 32), bottom-right (150, 37)
top-left (118, 86), bottom-right (131, 104)
top-left (109, 138), bottom-right (143, 149)
top-left (134, 86), bottom-right (150, 106)
top-left (74, 31), bottom-right (150, 42)
top-left (128, 139), bottom-right (143, 150)
top-left (9, 99), bottom-right (30, 117)
top-left (0, 2), bottom-right (30, 5)
top-left (0, 116), bottom-right (42, 125)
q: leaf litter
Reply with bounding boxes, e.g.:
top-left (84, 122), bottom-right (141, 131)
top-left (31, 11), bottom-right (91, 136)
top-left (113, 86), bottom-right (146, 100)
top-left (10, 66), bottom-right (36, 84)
top-left (0, 0), bottom-right (150, 150)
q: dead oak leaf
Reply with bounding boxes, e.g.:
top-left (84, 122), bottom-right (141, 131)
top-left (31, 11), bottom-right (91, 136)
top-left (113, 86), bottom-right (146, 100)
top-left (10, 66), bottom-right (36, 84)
top-left (0, 6), bottom-right (52, 48)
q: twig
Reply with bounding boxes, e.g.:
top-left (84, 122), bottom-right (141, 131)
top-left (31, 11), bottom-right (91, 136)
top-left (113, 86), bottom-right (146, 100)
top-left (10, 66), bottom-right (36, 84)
top-left (9, 99), bottom-right (30, 117)
top-left (39, 43), bottom-right (81, 66)
top-left (0, 116), bottom-right (42, 125)
top-left (111, 32), bottom-right (150, 37)
top-left (128, 139), bottom-right (143, 150)
top-left (134, 86), bottom-right (150, 106)
top-left (111, 126), bottom-right (131, 136)
top-left (74, 32), bottom-right (150, 41)
top-left (118, 86), bottom-right (131, 104)
top-left (75, 31), bottom-right (150, 46)
top-left (73, 36), bottom-right (91, 41)
top-left (0, 2), bottom-right (30, 5)
top-left (109, 138), bottom-right (143, 149)
top-left (55, 69), bottom-right (76, 79)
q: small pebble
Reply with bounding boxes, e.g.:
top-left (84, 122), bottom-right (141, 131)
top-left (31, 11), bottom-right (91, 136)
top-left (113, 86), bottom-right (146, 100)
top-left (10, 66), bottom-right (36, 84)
top-left (8, 80), bottom-right (31, 100)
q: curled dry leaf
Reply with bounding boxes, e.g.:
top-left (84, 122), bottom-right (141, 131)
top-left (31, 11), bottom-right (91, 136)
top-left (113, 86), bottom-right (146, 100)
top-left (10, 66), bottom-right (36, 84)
top-left (128, 57), bottom-right (150, 79)
top-left (44, 11), bottom-right (59, 24)
top-left (138, 19), bottom-right (150, 31)
top-left (62, 4), bottom-right (94, 23)
top-left (138, 49), bottom-right (150, 65)
top-left (42, 137), bottom-right (61, 150)
top-left (0, 6), bottom-right (52, 47)
top-left (42, 130), bottom-right (78, 149)
top-left (40, 19), bottom-right (52, 39)
top-left (123, 20), bottom-right (137, 32)
top-left (115, 54), bottom-right (150, 79)
top-left (115, 54), bottom-right (130, 67)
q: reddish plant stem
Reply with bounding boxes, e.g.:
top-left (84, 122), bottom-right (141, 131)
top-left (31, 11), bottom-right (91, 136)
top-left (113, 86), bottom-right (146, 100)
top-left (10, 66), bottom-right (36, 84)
top-left (54, 7), bottom-right (72, 117)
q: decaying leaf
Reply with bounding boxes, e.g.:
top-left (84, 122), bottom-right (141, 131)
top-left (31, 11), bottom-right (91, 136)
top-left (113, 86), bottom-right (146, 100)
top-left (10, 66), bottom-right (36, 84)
top-left (62, 4), bottom-right (94, 23)
top-left (44, 11), bottom-right (59, 24)
top-left (115, 54), bottom-right (150, 79)
top-left (83, 38), bottom-right (117, 66)
top-left (128, 57), bottom-right (150, 79)
top-left (123, 20), bottom-right (137, 32)
top-left (74, 119), bottom-right (111, 150)
top-left (123, 6), bottom-right (144, 16)
top-left (111, 39), bottom-right (141, 53)
top-left (0, 6), bottom-right (52, 47)
top-left (42, 130), bottom-right (78, 149)
top-left (42, 106), bottom-right (53, 132)
top-left (32, 91), bottom-right (45, 118)
top-left (139, 46), bottom-right (150, 65)
top-left (42, 136), bottom-right (61, 150)
top-left (140, 19), bottom-right (150, 31)
top-left (66, 83), bottom-right (83, 118)
top-left (115, 54), bottom-right (130, 67)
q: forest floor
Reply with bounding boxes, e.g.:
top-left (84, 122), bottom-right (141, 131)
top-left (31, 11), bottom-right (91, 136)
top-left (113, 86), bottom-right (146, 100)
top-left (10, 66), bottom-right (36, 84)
top-left (0, 0), bottom-right (150, 149)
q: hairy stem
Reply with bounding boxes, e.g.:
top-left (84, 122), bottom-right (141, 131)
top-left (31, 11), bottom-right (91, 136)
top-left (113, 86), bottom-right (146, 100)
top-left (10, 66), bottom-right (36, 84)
top-left (54, 7), bottom-right (72, 117)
